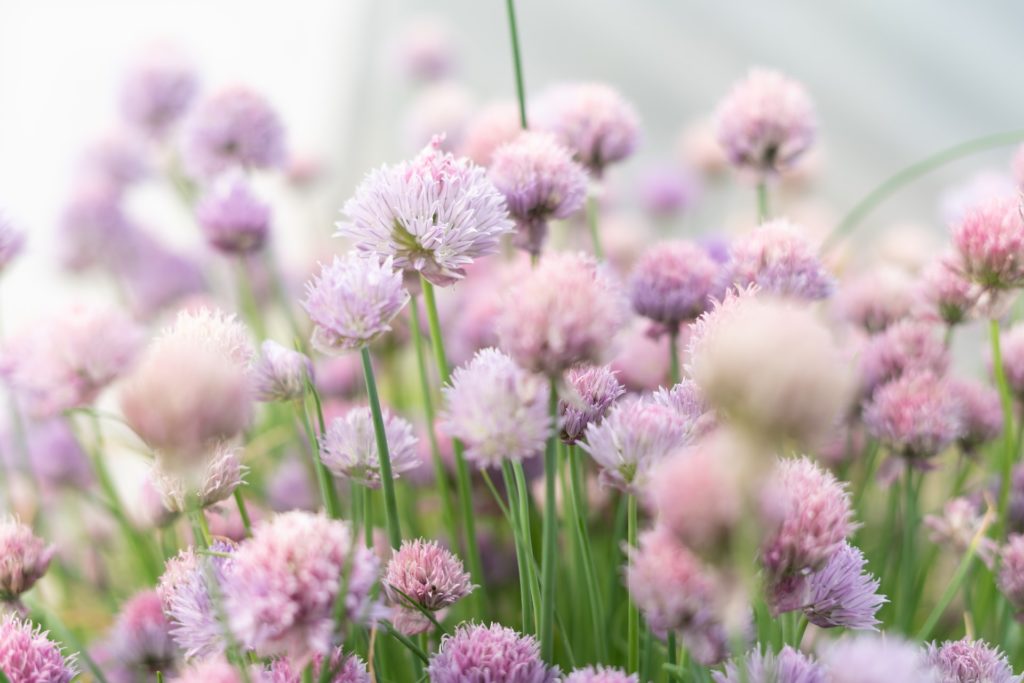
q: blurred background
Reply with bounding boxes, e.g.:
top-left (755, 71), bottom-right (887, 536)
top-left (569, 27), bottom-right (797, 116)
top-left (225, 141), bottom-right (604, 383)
top-left (1, 0), bottom-right (1023, 328)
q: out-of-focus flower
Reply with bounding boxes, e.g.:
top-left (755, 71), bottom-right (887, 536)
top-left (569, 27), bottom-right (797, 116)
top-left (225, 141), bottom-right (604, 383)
top-left (267, 457), bottom-right (317, 512)
top-left (994, 322), bottom-right (1024, 398)
top-left (677, 119), bottom-right (730, 178)
top-left (942, 172), bottom-right (1017, 230)
top-left (637, 164), bottom-right (701, 217)
top-left (819, 634), bottom-right (937, 683)
top-left (925, 498), bottom-right (998, 568)
top-left (174, 658), bottom-right (257, 683)
top-left (728, 219), bottom-right (833, 300)
top-left (489, 131), bottom-right (588, 255)
top-left (253, 340), bottom-right (313, 402)
top-left (918, 253), bottom-right (977, 326)
top-left (395, 18), bottom-right (457, 82)
top-left (0, 614), bottom-right (77, 683)
top-left (319, 406), bottom-right (420, 488)
top-left (924, 638), bottom-right (1019, 683)
top-left (629, 240), bottom-right (722, 327)
top-left (458, 101), bottom-right (522, 167)
top-left (158, 541), bottom-right (234, 660)
top-left (565, 666), bottom-right (638, 683)
top-left (946, 377), bottom-right (1003, 454)
top-left (713, 67), bottom-right (816, 176)
top-left (22, 418), bottom-right (93, 493)
top-left (801, 542), bottom-right (885, 630)
top-left (384, 539), bottom-right (474, 635)
top-left (182, 86), bottom-right (286, 178)
top-left (196, 177), bottom-right (271, 254)
top-left (403, 81), bottom-right (474, 152)
top-left (302, 254), bottom-right (409, 355)
top-left (998, 534), bottom-right (1024, 619)
top-left (713, 646), bottom-right (826, 683)
top-left (58, 182), bottom-right (135, 272)
top-left (0, 517), bottom-right (55, 601)
top-left (858, 320), bottom-right (950, 395)
top-left (155, 445), bottom-right (245, 512)
top-left (837, 266), bottom-right (918, 334)
top-left (440, 348), bottom-right (550, 468)
top-left (558, 364), bottom-right (625, 445)
top-left (268, 648), bottom-right (371, 683)
top-left (652, 380), bottom-right (717, 437)
top-left (536, 82), bottom-right (640, 176)
top-left (608, 318), bottom-right (672, 391)
top-left (863, 373), bottom-right (963, 460)
top-left (496, 251), bottom-right (630, 376)
top-left (116, 231), bottom-right (207, 318)
top-left (79, 132), bottom-right (150, 188)
top-left (120, 47), bottom-right (197, 137)
top-left (337, 136), bottom-right (513, 286)
top-left (952, 194), bottom-right (1024, 289)
top-left (0, 214), bottom-right (23, 273)
top-left (427, 623), bottom-right (560, 683)
top-left (105, 590), bottom-right (177, 678)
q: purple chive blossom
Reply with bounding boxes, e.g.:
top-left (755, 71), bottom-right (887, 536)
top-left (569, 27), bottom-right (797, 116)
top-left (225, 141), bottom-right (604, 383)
top-left (319, 406), bottom-right (420, 488)
top-left (196, 178), bottom-right (271, 254)
top-left (23, 417), bottom-right (94, 493)
top-left (175, 658), bottom-right (256, 683)
top-left (459, 101), bottom-right (523, 166)
top-left (858, 320), bottom-right (950, 395)
top-left (57, 181), bottom-right (135, 272)
top-left (0, 214), bottom-right (23, 273)
top-left (925, 638), bottom-right (1020, 683)
top-left (819, 634), bottom-right (937, 683)
top-left (925, 498), bottom-right (998, 568)
top-left (565, 666), bottom-right (638, 683)
top-left (0, 614), bottom-right (77, 683)
top-left (384, 539), bottom-right (474, 635)
top-left (837, 266), bottom-right (918, 334)
top-left (395, 18), bottom-right (456, 83)
top-left (253, 340), bottom-right (314, 402)
top-left (223, 511), bottom-right (380, 660)
top-left (439, 348), bottom-right (550, 468)
top-left (581, 395), bottom-right (691, 494)
top-left (0, 517), bottom-right (55, 601)
top-left (488, 131), bottom-right (589, 255)
top-left (994, 322), bottom-right (1024, 397)
top-left (637, 164), bottom-right (701, 217)
top-left (558, 364), bottom-right (625, 445)
top-left (267, 457), bottom-right (318, 512)
top-left (116, 230), bottom-right (207, 319)
top-left (863, 373), bottom-right (964, 460)
top-left (952, 193), bottom-right (1024, 289)
top-left (918, 253), bottom-right (977, 326)
top-left (119, 47), bottom-right (197, 137)
top-left (268, 648), bottom-right (371, 683)
top-left (713, 646), bottom-right (826, 683)
top-left (337, 136), bottom-right (513, 287)
top-left (106, 590), bottom-right (177, 677)
top-left (713, 67), bottom-right (816, 176)
top-left (728, 219), bottom-right (833, 300)
top-left (998, 534), bottom-right (1024, 619)
top-left (154, 445), bottom-right (245, 512)
top-left (427, 623), bottom-right (560, 683)
top-left (182, 86), bottom-right (286, 178)
top-left (495, 251), bottom-right (630, 376)
top-left (651, 380), bottom-right (716, 437)
top-left (79, 132), bottom-right (150, 188)
top-left (629, 240), bottom-right (723, 327)
top-left (302, 253), bottom-right (410, 355)
top-left (402, 81), bottom-right (474, 152)
top-left (946, 377), bottom-right (1002, 454)
top-left (801, 542), bottom-right (886, 630)
top-left (157, 541), bottom-right (235, 660)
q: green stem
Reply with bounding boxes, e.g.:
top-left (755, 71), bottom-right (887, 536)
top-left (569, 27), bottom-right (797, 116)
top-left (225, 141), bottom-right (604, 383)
top-left (756, 181), bottom-right (770, 223)
top-left (667, 632), bottom-right (678, 682)
top-left (235, 258), bottom-right (267, 339)
top-left (539, 384), bottom-right (559, 661)
top-left (360, 346), bottom-right (402, 548)
top-left (627, 494), bottom-right (639, 672)
top-left (502, 461), bottom-right (537, 633)
top-left (898, 468), bottom-right (920, 631)
top-left (298, 384), bottom-right (342, 519)
top-left (233, 489), bottom-right (252, 537)
top-left (991, 318), bottom-right (1017, 538)
top-left (504, 0), bottom-right (528, 129)
top-left (567, 445), bottom-right (606, 661)
top-left (916, 526), bottom-right (987, 640)
top-left (668, 325), bottom-right (681, 385)
top-left (586, 191), bottom-right (604, 260)
top-left (364, 483), bottom-right (374, 547)
top-left (192, 509), bottom-right (213, 548)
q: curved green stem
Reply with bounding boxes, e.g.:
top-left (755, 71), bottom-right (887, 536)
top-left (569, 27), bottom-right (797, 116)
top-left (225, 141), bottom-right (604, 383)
top-left (299, 382), bottom-right (342, 519)
top-left (360, 346), bottom-right (402, 548)
top-left (504, 0), bottom-right (528, 129)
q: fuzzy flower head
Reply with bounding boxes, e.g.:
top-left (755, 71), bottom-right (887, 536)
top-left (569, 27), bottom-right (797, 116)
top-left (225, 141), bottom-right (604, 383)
top-left (919, 253), bottom-right (978, 326)
top-left (254, 340), bottom-right (314, 402)
top-left (302, 254), bottom-right (410, 354)
top-left (638, 164), bottom-right (701, 217)
top-left (440, 348), bottom-right (550, 468)
top-left (858, 320), bottom-right (950, 394)
top-left (395, 18), bottom-right (456, 82)
top-left (0, 517), bottom-right (55, 600)
top-left (536, 82), bottom-right (640, 176)
top-left (459, 102), bottom-right (523, 166)
top-left (427, 622), bottom-right (560, 683)
top-left (175, 658), bottom-right (257, 683)
top-left (182, 86), bottom-right (286, 178)
top-left (728, 219), bottom-right (833, 300)
top-left (488, 131), bottom-right (588, 255)
top-left (714, 67), bottom-right (816, 176)
top-left (800, 542), bottom-right (885, 630)
top-left (629, 240), bottom-right (723, 326)
top-left (384, 539), bottom-right (474, 634)
top-left (0, 614), bottom-right (77, 683)
top-left (819, 634), bottom-right (937, 683)
top-left (120, 47), bottom-right (197, 137)
top-left (999, 534), bottom-right (1024, 618)
top-left (107, 590), bottom-right (177, 676)
top-left (863, 372), bottom-right (963, 460)
top-left (559, 364), bottom-right (625, 445)
top-left (995, 322), bottom-right (1024, 397)
top-left (925, 639), bottom-right (1020, 683)
top-left (319, 406), bottom-right (420, 489)
top-left (224, 511), bottom-right (380, 660)
top-left (158, 541), bottom-right (235, 660)
top-left (713, 646), bottom-right (826, 683)
top-left (496, 251), bottom-right (630, 376)
top-left (155, 445), bottom-right (245, 512)
top-left (337, 136), bottom-right (513, 286)
top-left (196, 177), bottom-right (271, 254)
top-left (268, 648), bottom-right (371, 683)
top-left (565, 666), bottom-right (638, 683)
top-left (925, 498), bottom-right (998, 568)
top-left (952, 193), bottom-right (1024, 289)
top-left (836, 266), bottom-right (917, 334)
top-left (947, 377), bottom-right (1003, 454)
top-left (0, 214), bottom-right (24, 273)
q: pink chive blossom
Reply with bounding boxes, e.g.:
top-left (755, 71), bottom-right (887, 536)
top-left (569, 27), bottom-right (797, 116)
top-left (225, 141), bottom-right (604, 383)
top-left (267, 457), bottom-right (318, 512)
top-left (427, 623), bottom-right (560, 683)
top-left (713, 67), bottom-right (816, 176)
top-left (403, 81), bottom-right (474, 152)
top-left (182, 86), bottom-right (286, 178)
top-left (582, 395), bottom-right (692, 494)
top-left (0, 517), bottom-right (55, 601)
top-left (117, 231), bottom-right (207, 319)
top-left (565, 666), bottom-right (638, 683)
top-left (119, 47), bottom-right (197, 138)
top-left (196, 177), bottom-right (271, 255)
top-left (652, 380), bottom-right (717, 438)
top-left (319, 406), bottom-right (420, 488)
top-left (384, 539), bottom-right (474, 635)
top-left (223, 511), bottom-right (380, 660)
top-left (998, 534), bottom-right (1024, 620)
top-left (440, 348), bottom-right (550, 468)
top-left (106, 590), bottom-right (177, 677)
top-left (174, 658), bottom-right (258, 683)
top-left (836, 266), bottom-right (918, 334)
top-left (863, 372), bottom-right (963, 460)
top-left (22, 418), bottom-right (93, 493)
top-left (637, 164), bottom-right (701, 217)
top-left (918, 253), bottom-right (977, 326)
top-left (395, 18), bottom-right (456, 82)
top-left (302, 254), bottom-right (410, 355)
top-left (489, 131), bottom-right (589, 255)
top-left (800, 542), bottom-right (886, 630)
top-left (858, 320), bottom-right (950, 395)
top-left (0, 614), bottom-right (77, 683)
top-left (558, 364), bottom-right (625, 445)
top-left (337, 136), bottom-right (513, 286)
top-left (458, 101), bottom-right (523, 167)
top-left (154, 445), bottom-right (245, 512)
top-left (254, 340), bottom-right (314, 402)
top-left (946, 377), bottom-right (1003, 454)
top-left (993, 322), bottom-right (1024, 397)
top-left (819, 634), bottom-right (938, 683)
top-left (0, 213), bottom-right (23, 273)
top-left (941, 172), bottom-right (1017, 229)
top-left (728, 219), bottom-right (833, 300)
top-left (714, 646), bottom-right (826, 683)
top-left (629, 240), bottom-right (722, 327)
top-left (925, 498), bottom-right (998, 568)
top-left (158, 541), bottom-right (235, 660)
top-left (760, 457), bottom-right (854, 615)
top-left (79, 132), bottom-right (150, 188)
top-left (496, 251), bottom-right (630, 376)
top-left (58, 181), bottom-right (135, 272)
top-left (952, 194), bottom-right (1024, 289)
top-left (268, 648), bottom-right (371, 683)
top-left (925, 639), bottom-right (1019, 683)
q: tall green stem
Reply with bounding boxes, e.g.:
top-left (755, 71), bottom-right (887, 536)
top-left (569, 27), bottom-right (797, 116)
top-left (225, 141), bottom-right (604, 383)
top-left (668, 325), bottom-right (681, 385)
top-left (586, 192), bottom-right (604, 260)
top-left (991, 318), bottom-right (1017, 538)
top-left (627, 494), bottom-right (639, 672)
top-left (898, 469), bottom-right (920, 631)
top-left (504, 0), bottom-right (528, 129)
top-left (539, 384), bottom-right (558, 661)
top-left (756, 181), bottom-right (770, 223)
top-left (299, 382), bottom-right (342, 518)
top-left (233, 489), bottom-right (252, 537)
top-left (567, 445), bottom-right (606, 661)
top-left (360, 346), bottom-right (402, 549)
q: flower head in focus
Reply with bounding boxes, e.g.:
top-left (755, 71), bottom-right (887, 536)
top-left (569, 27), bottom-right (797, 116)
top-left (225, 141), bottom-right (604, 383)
top-left (268, 647), bottom-right (371, 683)
top-left (427, 622), bottom-right (560, 683)
top-left (924, 638), bottom-right (1020, 683)
top-left (565, 666), bottom-right (638, 683)
top-left (154, 445), bottom-right (245, 512)
top-left (952, 193), bottom-right (1024, 289)
top-left (863, 373), bottom-right (963, 460)
top-left (0, 614), bottom-right (77, 683)
top-left (800, 542), bottom-right (886, 630)
top-left (713, 646), bottom-right (826, 683)
top-left (728, 219), bottom-right (833, 300)
top-left (158, 541), bottom-right (235, 660)
top-left (319, 406), bottom-right (420, 488)
top-left (0, 517), bottom-right (55, 601)
top-left (629, 240), bottom-right (722, 327)
top-left (384, 539), bottom-right (474, 635)
top-left (559, 364), bottom-right (625, 445)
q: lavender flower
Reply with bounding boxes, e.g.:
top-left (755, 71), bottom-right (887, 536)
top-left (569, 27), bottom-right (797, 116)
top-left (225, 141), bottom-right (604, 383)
top-left (58, 181), bottom-right (135, 272)
top-left (0, 517), bottom-right (55, 601)
top-left (459, 101), bottom-right (522, 166)
top-left (651, 380), bottom-right (716, 437)
top-left (837, 266), bottom-right (917, 334)
top-left (952, 193), bottom-right (1024, 289)
top-left (337, 136), bottom-right (513, 286)
top-left (924, 638), bottom-right (1020, 683)
top-left (120, 47), bottom-right (197, 137)
top-left (154, 445), bottom-right (245, 512)
top-left (919, 253), bottom-right (977, 326)
top-left (0, 614), bottom-right (77, 683)
top-left (728, 219), bottom-right (833, 299)
top-left (558, 364), bottom-right (625, 445)
top-left (863, 373), bottom-right (963, 460)
top-left (268, 648), bottom-right (371, 683)
top-left (801, 542), bottom-right (886, 630)
top-left (319, 406), bottom-right (420, 488)
top-left (858, 320), bottom-right (950, 395)
top-left (565, 666), bottom-right (638, 683)
top-left (23, 417), bottom-right (93, 492)
top-left (116, 230), bottom-right (207, 318)
top-left (395, 18), bottom-right (456, 82)
top-left (106, 590), bottom-right (177, 677)
top-left (998, 534), bottom-right (1024, 619)
top-left (714, 646), bottom-right (826, 683)
top-left (196, 178), bottom-right (271, 254)
top-left (819, 634), bottom-right (937, 683)
top-left (629, 240), bottom-right (722, 326)
top-left (302, 254), bottom-right (410, 354)
top-left (439, 348), bottom-right (550, 468)
top-left (384, 539), bottom-right (474, 634)
top-left (79, 132), bottom-right (150, 188)
top-left (637, 164), bottom-right (701, 217)
top-left (427, 623), bottom-right (560, 683)
top-left (0, 214), bottom-right (23, 273)
top-left (254, 340), bottom-right (314, 402)
top-left (158, 542), bottom-right (235, 660)
top-left (182, 86), bottom-right (286, 178)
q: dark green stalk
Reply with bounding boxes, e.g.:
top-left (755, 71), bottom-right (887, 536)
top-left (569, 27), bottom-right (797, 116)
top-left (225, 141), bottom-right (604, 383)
top-left (539, 384), bottom-right (559, 660)
top-left (360, 346), bottom-right (402, 548)
top-left (627, 494), bottom-right (639, 672)
top-left (668, 325), bottom-right (681, 385)
top-left (233, 489), bottom-right (252, 537)
top-left (504, 0), bottom-right (528, 129)
top-left (991, 318), bottom-right (1017, 538)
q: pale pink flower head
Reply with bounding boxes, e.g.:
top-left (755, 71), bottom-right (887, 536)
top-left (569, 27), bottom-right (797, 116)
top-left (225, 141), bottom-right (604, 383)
top-left (629, 240), bottom-right (722, 326)
top-left (384, 538), bottom-right (474, 634)
top-left (223, 511), bottom-right (380, 660)
top-left (319, 406), bottom-right (420, 488)
top-left (558, 364), bottom-right (625, 445)
top-left (489, 131), bottom-right (588, 255)
top-left (268, 648), bottom-right (371, 683)
top-left (0, 213), bottom-right (24, 273)
top-left (458, 101), bottom-right (522, 167)
top-left (428, 623), bottom-right (560, 683)
top-left (651, 380), bottom-right (717, 437)
top-left (951, 193), bottom-right (1024, 289)
top-left (106, 590), bottom-right (177, 677)
top-left (863, 372), bottom-right (963, 460)
top-left (638, 164), bottom-right (701, 217)
top-left (820, 634), bottom-right (937, 683)
top-left (496, 251), bottom-right (630, 376)
top-left (155, 445), bottom-right (245, 512)
top-left (536, 82), bottom-right (641, 176)
top-left (999, 534), bottom-right (1024, 619)
top-left (175, 658), bottom-right (257, 683)
top-left (714, 646), bottom-right (826, 683)
top-left (713, 67), bottom-right (816, 176)
top-left (182, 86), bottom-right (286, 178)
top-left (994, 322), bottom-right (1024, 397)
top-left (403, 81), bottom-right (474, 151)
top-left (440, 348), bottom-right (550, 468)
top-left (337, 136), bottom-right (513, 286)
top-left (925, 498), bottom-right (998, 568)
top-left (858, 320), bottom-right (950, 394)
top-left (196, 176), bottom-right (271, 254)
top-left (565, 666), bottom-right (638, 683)
top-left (254, 340), bottom-right (314, 402)
top-left (918, 252), bottom-right (978, 326)
top-left (925, 638), bottom-right (1019, 683)
top-left (836, 266), bottom-right (917, 334)
top-left (79, 131), bottom-right (150, 188)
top-left (728, 219), bottom-right (833, 300)
top-left (395, 17), bottom-right (457, 82)
top-left (302, 254), bottom-right (410, 354)
top-left (946, 377), bottom-right (1002, 454)
top-left (0, 517), bottom-right (55, 600)
top-left (120, 46), bottom-right (197, 138)
top-left (0, 614), bottom-right (77, 683)
top-left (158, 541), bottom-right (235, 660)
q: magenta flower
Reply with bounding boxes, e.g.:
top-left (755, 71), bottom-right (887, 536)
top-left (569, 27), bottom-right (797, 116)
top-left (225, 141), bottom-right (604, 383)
top-left (439, 348), bottom-right (550, 468)
top-left (0, 614), bottom-right (77, 683)
top-left (629, 240), bottom-right (722, 326)
top-left (998, 534), bottom-right (1024, 619)
top-left (106, 590), bottom-right (177, 677)
top-left (182, 86), bottom-right (286, 178)
top-left (952, 193), bottom-right (1024, 289)
top-left (801, 542), bottom-right (886, 630)
top-left (565, 666), bottom-right (638, 683)
top-left (728, 219), bottom-right (833, 300)
top-left (925, 638), bottom-right (1019, 683)
top-left (158, 541), bottom-right (235, 660)
top-left (863, 372), bottom-right (963, 460)
top-left (0, 517), bottom-right (55, 601)
top-left (268, 648), bottom-right (371, 683)
top-left (558, 364), bottom-right (625, 445)
top-left (196, 177), bottom-right (271, 254)
top-left (384, 539), bottom-right (474, 634)
top-left (459, 101), bottom-right (522, 166)
top-left (254, 340), bottom-right (314, 402)
top-left (428, 623), bottom-right (560, 683)
top-left (714, 646), bottom-right (826, 683)
top-left (918, 253), bottom-right (977, 326)
top-left (319, 406), bottom-right (420, 488)
top-left (337, 136), bottom-right (513, 286)
top-left (858, 320), bottom-right (950, 394)
top-left (819, 634), bottom-right (937, 683)
top-left (119, 47), bottom-right (197, 138)
top-left (302, 254), bottom-right (410, 355)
